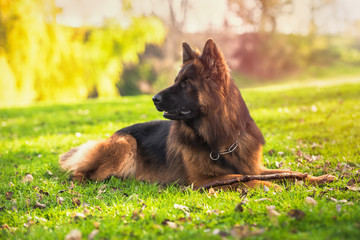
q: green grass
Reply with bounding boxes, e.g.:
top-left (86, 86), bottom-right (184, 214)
top-left (1, 80), bottom-right (360, 239)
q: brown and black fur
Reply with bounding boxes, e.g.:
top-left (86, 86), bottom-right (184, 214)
top-left (60, 39), bottom-right (334, 189)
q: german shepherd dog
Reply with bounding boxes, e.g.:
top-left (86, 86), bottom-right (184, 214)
top-left (60, 39), bottom-right (334, 190)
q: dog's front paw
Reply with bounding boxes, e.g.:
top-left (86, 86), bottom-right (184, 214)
top-left (307, 174), bottom-right (336, 185)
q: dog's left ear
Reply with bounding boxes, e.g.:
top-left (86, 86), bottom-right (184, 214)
top-left (201, 39), bottom-right (226, 71)
top-left (182, 42), bottom-right (196, 64)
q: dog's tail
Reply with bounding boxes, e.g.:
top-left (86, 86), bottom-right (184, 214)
top-left (59, 136), bottom-right (137, 182)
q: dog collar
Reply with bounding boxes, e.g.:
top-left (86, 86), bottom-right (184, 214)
top-left (209, 140), bottom-right (238, 161)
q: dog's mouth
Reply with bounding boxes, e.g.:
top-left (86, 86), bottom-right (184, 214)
top-left (160, 107), bottom-right (192, 120)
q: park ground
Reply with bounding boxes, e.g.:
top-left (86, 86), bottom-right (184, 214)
top-left (1, 76), bottom-right (360, 239)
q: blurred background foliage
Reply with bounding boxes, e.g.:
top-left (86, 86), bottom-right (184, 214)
top-left (1, 0), bottom-right (360, 106)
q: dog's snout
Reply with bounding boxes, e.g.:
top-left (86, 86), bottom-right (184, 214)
top-left (152, 94), bottom-right (162, 104)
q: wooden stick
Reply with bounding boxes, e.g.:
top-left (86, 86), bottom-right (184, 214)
top-left (195, 172), bottom-right (309, 190)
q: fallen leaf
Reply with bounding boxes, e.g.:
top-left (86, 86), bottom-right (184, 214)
top-left (5, 191), bottom-right (13, 200)
top-left (287, 209), bottom-right (306, 220)
top-left (347, 178), bottom-right (356, 186)
top-left (305, 196), bottom-right (317, 206)
top-left (72, 212), bottom-right (86, 219)
top-left (95, 206), bottom-right (102, 211)
top-left (83, 207), bottom-right (90, 215)
top-left (166, 221), bottom-right (177, 229)
top-left (268, 149), bottom-right (275, 156)
top-left (304, 155), bottom-right (321, 163)
top-left (71, 197), bottom-right (81, 207)
top-left (46, 170), bottom-right (53, 176)
top-left (57, 196), bottom-right (65, 205)
top-left (266, 205), bottom-right (280, 217)
top-left (212, 228), bottom-right (220, 235)
top-left (36, 193), bottom-right (43, 201)
top-left (254, 198), bottom-right (272, 202)
top-left (111, 187), bottom-right (123, 192)
top-left (22, 173), bottom-right (34, 183)
top-left (275, 161), bottom-right (283, 168)
top-left (234, 203), bottom-right (244, 212)
top-left (93, 221), bottom-right (100, 229)
top-left (88, 230), bottom-right (99, 240)
top-left (65, 229), bottom-right (82, 240)
top-left (346, 186), bottom-right (360, 192)
top-left (206, 209), bottom-right (224, 215)
top-left (237, 188), bottom-right (248, 198)
top-left (39, 189), bottom-right (49, 196)
top-left (174, 204), bottom-right (189, 211)
top-left (177, 217), bottom-right (191, 222)
top-left (8, 182), bottom-right (14, 187)
top-left (336, 204), bottom-right (342, 213)
top-left (2, 224), bottom-right (10, 230)
top-left (34, 202), bottom-right (46, 209)
top-left (174, 204), bottom-right (190, 218)
top-left (208, 188), bottom-right (217, 197)
top-left (161, 219), bottom-right (177, 228)
top-left (230, 225), bottom-right (265, 238)
top-left (97, 185), bottom-right (107, 195)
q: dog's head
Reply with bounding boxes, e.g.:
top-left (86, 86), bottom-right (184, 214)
top-left (153, 39), bottom-right (230, 121)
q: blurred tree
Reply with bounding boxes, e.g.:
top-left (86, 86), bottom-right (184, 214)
top-left (0, 0), bottom-right (165, 106)
top-left (230, 0), bottom-right (293, 33)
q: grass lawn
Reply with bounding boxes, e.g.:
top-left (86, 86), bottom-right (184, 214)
top-left (1, 78), bottom-right (360, 239)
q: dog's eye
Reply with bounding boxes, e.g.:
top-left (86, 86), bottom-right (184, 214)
top-left (183, 80), bottom-right (190, 88)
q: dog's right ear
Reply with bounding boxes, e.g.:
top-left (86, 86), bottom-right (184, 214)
top-left (182, 42), bottom-right (195, 64)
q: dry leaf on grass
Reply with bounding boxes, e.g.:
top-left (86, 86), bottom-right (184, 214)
top-left (88, 229), bottom-right (99, 240)
top-left (22, 173), bottom-right (34, 183)
top-left (208, 188), bottom-right (217, 197)
top-left (230, 225), bottom-right (265, 238)
top-left (206, 209), bottom-right (224, 215)
top-left (305, 196), bottom-right (317, 206)
top-left (39, 189), bottom-right (49, 196)
top-left (346, 186), bottom-right (360, 192)
top-left (93, 221), bottom-right (100, 229)
top-left (266, 205), bottom-right (280, 217)
top-left (161, 219), bottom-right (177, 229)
top-left (65, 229), bottom-right (82, 240)
top-left (174, 204), bottom-right (190, 218)
top-left (234, 201), bottom-right (246, 212)
top-left (287, 209), bottom-right (306, 220)
top-left (72, 212), bottom-right (86, 220)
top-left (254, 198), bottom-right (272, 202)
top-left (336, 204), bottom-right (342, 213)
top-left (71, 197), bottom-right (81, 207)
top-left (34, 202), bottom-right (46, 209)
top-left (97, 185), bottom-right (107, 195)
top-left (5, 191), bottom-right (13, 200)
top-left (57, 196), bottom-right (65, 205)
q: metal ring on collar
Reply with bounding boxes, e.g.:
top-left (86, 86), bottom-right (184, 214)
top-left (209, 152), bottom-right (220, 161)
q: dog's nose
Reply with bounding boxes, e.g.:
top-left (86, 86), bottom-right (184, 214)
top-left (152, 94), bottom-right (162, 104)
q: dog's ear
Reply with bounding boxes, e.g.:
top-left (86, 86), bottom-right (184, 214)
top-left (182, 42), bottom-right (195, 64)
top-left (201, 39), bottom-right (226, 71)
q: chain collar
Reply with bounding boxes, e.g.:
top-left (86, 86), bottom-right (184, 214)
top-left (209, 140), bottom-right (239, 161)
